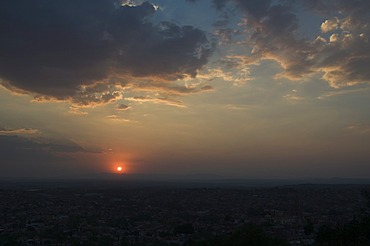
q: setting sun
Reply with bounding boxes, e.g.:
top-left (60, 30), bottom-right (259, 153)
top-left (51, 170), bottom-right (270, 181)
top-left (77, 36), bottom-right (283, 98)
top-left (111, 160), bottom-right (130, 174)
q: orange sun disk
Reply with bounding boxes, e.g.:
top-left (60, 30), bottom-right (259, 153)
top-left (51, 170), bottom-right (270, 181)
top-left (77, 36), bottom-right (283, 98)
top-left (117, 166), bottom-right (123, 172)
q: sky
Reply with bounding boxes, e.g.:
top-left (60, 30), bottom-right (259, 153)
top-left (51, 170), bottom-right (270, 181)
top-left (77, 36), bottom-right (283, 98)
top-left (1, 0), bottom-right (370, 179)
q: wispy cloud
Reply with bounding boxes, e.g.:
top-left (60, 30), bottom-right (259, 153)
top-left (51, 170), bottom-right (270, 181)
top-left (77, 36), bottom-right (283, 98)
top-left (317, 87), bottom-right (370, 100)
top-left (106, 115), bottom-right (131, 123)
top-left (223, 104), bottom-right (251, 111)
top-left (68, 107), bottom-right (88, 115)
top-left (126, 96), bottom-right (187, 108)
top-left (346, 123), bottom-right (370, 135)
top-left (0, 128), bottom-right (39, 135)
top-left (283, 90), bottom-right (305, 102)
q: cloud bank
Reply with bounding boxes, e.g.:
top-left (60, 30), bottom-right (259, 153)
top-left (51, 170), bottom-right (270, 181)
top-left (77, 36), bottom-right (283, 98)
top-left (0, 0), bottom-right (212, 107)
top-left (0, 133), bottom-right (98, 177)
top-left (213, 0), bottom-right (370, 87)
top-left (1, 0), bottom-right (370, 110)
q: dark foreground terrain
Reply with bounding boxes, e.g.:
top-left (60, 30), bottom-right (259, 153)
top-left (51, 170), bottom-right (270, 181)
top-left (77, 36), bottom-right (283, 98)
top-left (0, 180), bottom-right (369, 245)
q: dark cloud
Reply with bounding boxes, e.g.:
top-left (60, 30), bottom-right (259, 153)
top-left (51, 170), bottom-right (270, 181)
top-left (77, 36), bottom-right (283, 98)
top-left (0, 136), bottom-right (59, 166)
top-left (116, 21), bottom-right (212, 79)
top-left (201, 85), bottom-right (214, 91)
top-left (0, 0), bottom-right (114, 98)
top-left (0, 135), bottom-right (92, 177)
top-left (39, 139), bottom-right (85, 153)
top-left (212, 0), bottom-right (315, 79)
top-left (1, 135), bottom-right (86, 153)
top-left (116, 104), bottom-right (131, 111)
top-left (0, 0), bottom-right (212, 104)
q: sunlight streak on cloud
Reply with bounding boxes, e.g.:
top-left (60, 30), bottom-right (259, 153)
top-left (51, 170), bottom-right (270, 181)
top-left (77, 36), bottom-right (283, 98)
top-left (0, 128), bottom-right (40, 136)
top-left (106, 115), bottom-right (132, 123)
top-left (126, 96), bottom-right (187, 108)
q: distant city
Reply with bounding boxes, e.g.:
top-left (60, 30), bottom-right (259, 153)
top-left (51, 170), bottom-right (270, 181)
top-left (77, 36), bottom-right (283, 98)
top-left (1, 179), bottom-right (369, 245)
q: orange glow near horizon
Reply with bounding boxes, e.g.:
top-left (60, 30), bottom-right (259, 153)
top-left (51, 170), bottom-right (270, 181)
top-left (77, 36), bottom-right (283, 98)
top-left (112, 162), bottom-right (127, 174)
top-left (107, 153), bottom-right (136, 174)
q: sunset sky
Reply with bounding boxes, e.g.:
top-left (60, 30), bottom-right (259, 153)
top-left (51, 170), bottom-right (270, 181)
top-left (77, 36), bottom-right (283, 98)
top-left (1, 0), bottom-right (370, 179)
